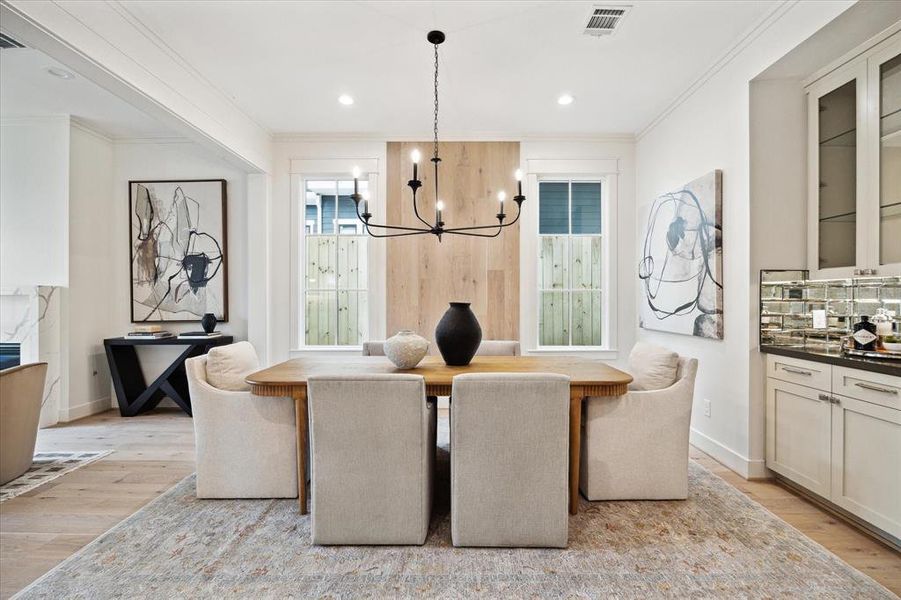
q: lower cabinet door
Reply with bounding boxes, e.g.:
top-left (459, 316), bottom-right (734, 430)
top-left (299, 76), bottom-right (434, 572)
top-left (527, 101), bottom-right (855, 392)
top-left (831, 395), bottom-right (901, 538)
top-left (766, 378), bottom-right (832, 497)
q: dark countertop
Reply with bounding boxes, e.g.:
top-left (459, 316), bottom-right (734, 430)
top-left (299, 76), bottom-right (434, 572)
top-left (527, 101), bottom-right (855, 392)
top-left (761, 345), bottom-right (901, 377)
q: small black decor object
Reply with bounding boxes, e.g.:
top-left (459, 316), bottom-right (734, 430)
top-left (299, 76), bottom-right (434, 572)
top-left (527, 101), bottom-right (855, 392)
top-left (201, 312), bottom-right (218, 334)
top-left (435, 302), bottom-right (482, 366)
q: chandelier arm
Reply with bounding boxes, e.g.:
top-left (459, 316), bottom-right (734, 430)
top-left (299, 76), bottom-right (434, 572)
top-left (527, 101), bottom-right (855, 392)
top-left (445, 228), bottom-right (503, 238)
top-left (353, 201), bottom-right (432, 233)
top-left (410, 188), bottom-right (434, 229)
top-left (442, 201), bottom-right (523, 233)
top-left (363, 225), bottom-right (432, 239)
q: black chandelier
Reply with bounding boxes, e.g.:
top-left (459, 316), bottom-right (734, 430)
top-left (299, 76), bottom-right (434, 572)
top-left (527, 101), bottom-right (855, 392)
top-left (351, 30), bottom-right (524, 240)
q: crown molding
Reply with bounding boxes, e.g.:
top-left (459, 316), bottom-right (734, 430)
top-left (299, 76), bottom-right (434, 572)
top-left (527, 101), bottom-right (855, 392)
top-left (271, 131), bottom-right (635, 144)
top-left (70, 118), bottom-right (114, 144)
top-left (111, 135), bottom-right (192, 145)
top-left (636, 0), bottom-right (797, 141)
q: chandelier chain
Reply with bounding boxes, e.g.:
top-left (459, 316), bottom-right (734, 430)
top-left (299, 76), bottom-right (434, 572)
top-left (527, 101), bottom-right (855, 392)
top-left (433, 42), bottom-right (439, 160)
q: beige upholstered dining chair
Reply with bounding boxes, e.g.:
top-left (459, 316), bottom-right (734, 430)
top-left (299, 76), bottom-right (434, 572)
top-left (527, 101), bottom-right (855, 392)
top-left (580, 346), bottom-right (698, 501)
top-left (0, 362), bottom-right (47, 485)
top-left (450, 373), bottom-right (570, 548)
top-left (185, 344), bottom-right (298, 499)
top-left (308, 374), bottom-right (436, 545)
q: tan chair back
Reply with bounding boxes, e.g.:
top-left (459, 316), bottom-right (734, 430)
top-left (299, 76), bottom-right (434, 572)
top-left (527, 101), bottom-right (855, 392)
top-left (0, 362), bottom-right (48, 485)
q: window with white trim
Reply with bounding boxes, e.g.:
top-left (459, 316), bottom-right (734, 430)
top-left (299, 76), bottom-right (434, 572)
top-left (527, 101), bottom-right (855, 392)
top-left (538, 179), bottom-right (605, 347)
top-left (301, 178), bottom-right (369, 346)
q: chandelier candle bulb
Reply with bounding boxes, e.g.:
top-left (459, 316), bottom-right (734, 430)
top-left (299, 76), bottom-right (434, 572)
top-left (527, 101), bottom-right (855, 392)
top-left (411, 149), bottom-right (421, 181)
top-left (436, 200), bottom-right (444, 225)
top-left (352, 166), bottom-right (361, 195)
top-left (515, 169), bottom-right (523, 196)
top-left (498, 190), bottom-right (506, 216)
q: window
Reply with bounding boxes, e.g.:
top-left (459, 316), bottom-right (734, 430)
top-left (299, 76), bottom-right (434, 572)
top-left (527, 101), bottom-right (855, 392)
top-left (538, 179), bottom-right (604, 347)
top-left (301, 178), bottom-right (368, 346)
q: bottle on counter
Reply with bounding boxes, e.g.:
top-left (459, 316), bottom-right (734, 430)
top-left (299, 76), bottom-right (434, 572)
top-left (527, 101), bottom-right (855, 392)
top-left (852, 315), bottom-right (878, 351)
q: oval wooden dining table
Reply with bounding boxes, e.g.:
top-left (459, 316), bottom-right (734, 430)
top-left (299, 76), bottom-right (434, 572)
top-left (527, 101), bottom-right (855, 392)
top-left (246, 355), bottom-right (632, 516)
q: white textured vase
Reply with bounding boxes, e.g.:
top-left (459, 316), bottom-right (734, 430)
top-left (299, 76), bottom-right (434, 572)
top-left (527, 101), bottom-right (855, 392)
top-left (384, 330), bottom-right (430, 369)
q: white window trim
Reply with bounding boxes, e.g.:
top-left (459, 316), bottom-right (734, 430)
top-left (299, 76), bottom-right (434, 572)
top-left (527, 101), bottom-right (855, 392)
top-left (520, 158), bottom-right (619, 356)
top-left (289, 158), bottom-right (383, 353)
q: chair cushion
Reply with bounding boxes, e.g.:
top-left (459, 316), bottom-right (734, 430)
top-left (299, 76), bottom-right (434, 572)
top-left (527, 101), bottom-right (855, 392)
top-left (205, 341), bottom-right (260, 391)
top-left (628, 342), bottom-right (679, 391)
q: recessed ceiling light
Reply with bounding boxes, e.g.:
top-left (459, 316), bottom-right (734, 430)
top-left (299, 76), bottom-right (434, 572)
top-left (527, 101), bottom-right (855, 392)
top-left (338, 94), bottom-right (354, 106)
top-left (557, 94), bottom-right (574, 106)
top-left (46, 67), bottom-right (75, 80)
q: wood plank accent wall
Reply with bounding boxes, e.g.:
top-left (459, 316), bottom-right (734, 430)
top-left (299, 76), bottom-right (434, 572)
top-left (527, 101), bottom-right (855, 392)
top-left (386, 141), bottom-right (520, 344)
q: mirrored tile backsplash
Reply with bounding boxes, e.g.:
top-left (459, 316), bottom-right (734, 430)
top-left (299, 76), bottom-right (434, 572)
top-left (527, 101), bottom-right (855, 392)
top-left (760, 270), bottom-right (901, 353)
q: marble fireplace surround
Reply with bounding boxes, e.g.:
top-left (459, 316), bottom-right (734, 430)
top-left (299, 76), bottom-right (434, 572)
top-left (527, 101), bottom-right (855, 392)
top-left (0, 286), bottom-right (62, 427)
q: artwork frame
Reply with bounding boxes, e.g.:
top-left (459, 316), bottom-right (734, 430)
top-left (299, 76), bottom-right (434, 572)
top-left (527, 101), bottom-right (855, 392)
top-left (638, 170), bottom-right (723, 339)
top-left (128, 179), bottom-right (229, 323)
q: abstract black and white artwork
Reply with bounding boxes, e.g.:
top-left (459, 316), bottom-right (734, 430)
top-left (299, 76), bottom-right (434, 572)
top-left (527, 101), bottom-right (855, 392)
top-left (129, 180), bottom-right (228, 323)
top-left (638, 170), bottom-right (722, 339)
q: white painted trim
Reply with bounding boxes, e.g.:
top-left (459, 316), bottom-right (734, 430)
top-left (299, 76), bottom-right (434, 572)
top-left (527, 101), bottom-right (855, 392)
top-left (0, 0), bottom-right (271, 173)
top-left (59, 396), bottom-right (111, 423)
top-left (0, 115), bottom-right (71, 127)
top-left (273, 132), bottom-right (636, 144)
top-left (521, 158), bottom-right (620, 354)
top-left (112, 136), bottom-right (192, 145)
top-left (637, 1), bottom-right (796, 140)
top-left (802, 23), bottom-right (901, 88)
top-left (288, 160), bottom-right (385, 351)
top-left (289, 158), bottom-right (378, 175)
top-left (69, 118), bottom-right (114, 144)
top-left (690, 427), bottom-right (768, 479)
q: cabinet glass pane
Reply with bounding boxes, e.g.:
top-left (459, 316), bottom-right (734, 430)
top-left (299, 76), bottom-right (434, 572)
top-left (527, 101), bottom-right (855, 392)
top-left (880, 54), bottom-right (901, 265)
top-left (818, 79), bottom-right (857, 269)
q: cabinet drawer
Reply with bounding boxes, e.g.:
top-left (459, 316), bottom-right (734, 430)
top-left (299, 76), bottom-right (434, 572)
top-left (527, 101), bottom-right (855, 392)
top-left (833, 367), bottom-right (901, 411)
top-left (767, 354), bottom-right (831, 390)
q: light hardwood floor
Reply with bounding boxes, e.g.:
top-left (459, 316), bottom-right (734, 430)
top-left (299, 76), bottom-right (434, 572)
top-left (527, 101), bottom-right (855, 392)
top-left (1, 409), bottom-right (899, 598)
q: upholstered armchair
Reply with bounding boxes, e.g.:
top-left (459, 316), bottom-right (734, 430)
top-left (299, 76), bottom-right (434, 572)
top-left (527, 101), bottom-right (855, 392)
top-left (580, 355), bottom-right (698, 501)
top-left (451, 373), bottom-right (570, 548)
top-left (185, 348), bottom-right (297, 499)
top-left (307, 374), bottom-right (436, 545)
top-left (0, 362), bottom-right (47, 485)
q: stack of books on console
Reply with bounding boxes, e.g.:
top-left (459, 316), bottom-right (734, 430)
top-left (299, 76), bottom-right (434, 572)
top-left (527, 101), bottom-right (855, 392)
top-left (177, 331), bottom-right (223, 340)
top-left (125, 325), bottom-right (173, 340)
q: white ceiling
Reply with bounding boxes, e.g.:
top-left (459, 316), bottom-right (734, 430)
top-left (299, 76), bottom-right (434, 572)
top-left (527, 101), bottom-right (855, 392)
top-left (0, 47), bottom-right (172, 138)
top-left (116, 0), bottom-right (781, 136)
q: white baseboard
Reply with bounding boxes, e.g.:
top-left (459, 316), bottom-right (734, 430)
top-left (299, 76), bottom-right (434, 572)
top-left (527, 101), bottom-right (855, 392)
top-left (59, 396), bottom-right (112, 423)
top-left (690, 427), bottom-right (768, 480)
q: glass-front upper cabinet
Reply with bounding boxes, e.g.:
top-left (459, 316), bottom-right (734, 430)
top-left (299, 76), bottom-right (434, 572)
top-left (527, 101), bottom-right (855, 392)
top-left (807, 32), bottom-right (901, 278)
top-left (869, 39), bottom-right (901, 273)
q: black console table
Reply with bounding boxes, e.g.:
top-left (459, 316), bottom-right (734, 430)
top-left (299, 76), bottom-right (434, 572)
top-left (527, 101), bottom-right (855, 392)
top-left (103, 336), bottom-right (233, 417)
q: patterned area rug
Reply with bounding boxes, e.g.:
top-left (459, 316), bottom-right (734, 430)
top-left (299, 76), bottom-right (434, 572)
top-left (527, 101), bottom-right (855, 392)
top-left (0, 451), bottom-right (112, 503)
top-left (14, 420), bottom-right (893, 599)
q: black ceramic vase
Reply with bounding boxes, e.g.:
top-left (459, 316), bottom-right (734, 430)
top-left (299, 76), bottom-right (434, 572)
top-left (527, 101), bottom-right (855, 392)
top-left (435, 302), bottom-right (482, 366)
top-left (201, 313), bottom-right (218, 334)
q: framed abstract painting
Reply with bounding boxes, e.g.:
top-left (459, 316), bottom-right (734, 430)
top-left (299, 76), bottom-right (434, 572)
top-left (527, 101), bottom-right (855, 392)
top-left (129, 179), bottom-right (228, 323)
top-left (638, 170), bottom-right (723, 339)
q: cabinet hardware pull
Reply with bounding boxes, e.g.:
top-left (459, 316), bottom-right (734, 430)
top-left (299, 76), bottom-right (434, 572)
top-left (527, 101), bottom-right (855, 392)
top-left (854, 382), bottom-right (898, 395)
top-left (818, 393), bottom-right (830, 402)
top-left (830, 396), bottom-right (841, 405)
top-left (782, 366), bottom-right (812, 376)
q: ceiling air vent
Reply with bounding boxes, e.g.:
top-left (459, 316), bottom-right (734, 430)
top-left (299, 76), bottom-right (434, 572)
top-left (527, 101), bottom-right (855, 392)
top-left (584, 6), bottom-right (631, 37)
top-left (0, 33), bottom-right (26, 49)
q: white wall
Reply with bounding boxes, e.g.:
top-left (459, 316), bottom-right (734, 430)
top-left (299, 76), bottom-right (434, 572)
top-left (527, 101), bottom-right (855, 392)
top-left (63, 123), bottom-right (116, 421)
top-left (635, 1), bottom-right (852, 477)
top-left (0, 116), bottom-right (69, 287)
top-left (748, 78), bottom-right (809, 461)
top-left (520, 138), bottom-right (636, 366)
top-left (112, 139), bottom-right (249, 384)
